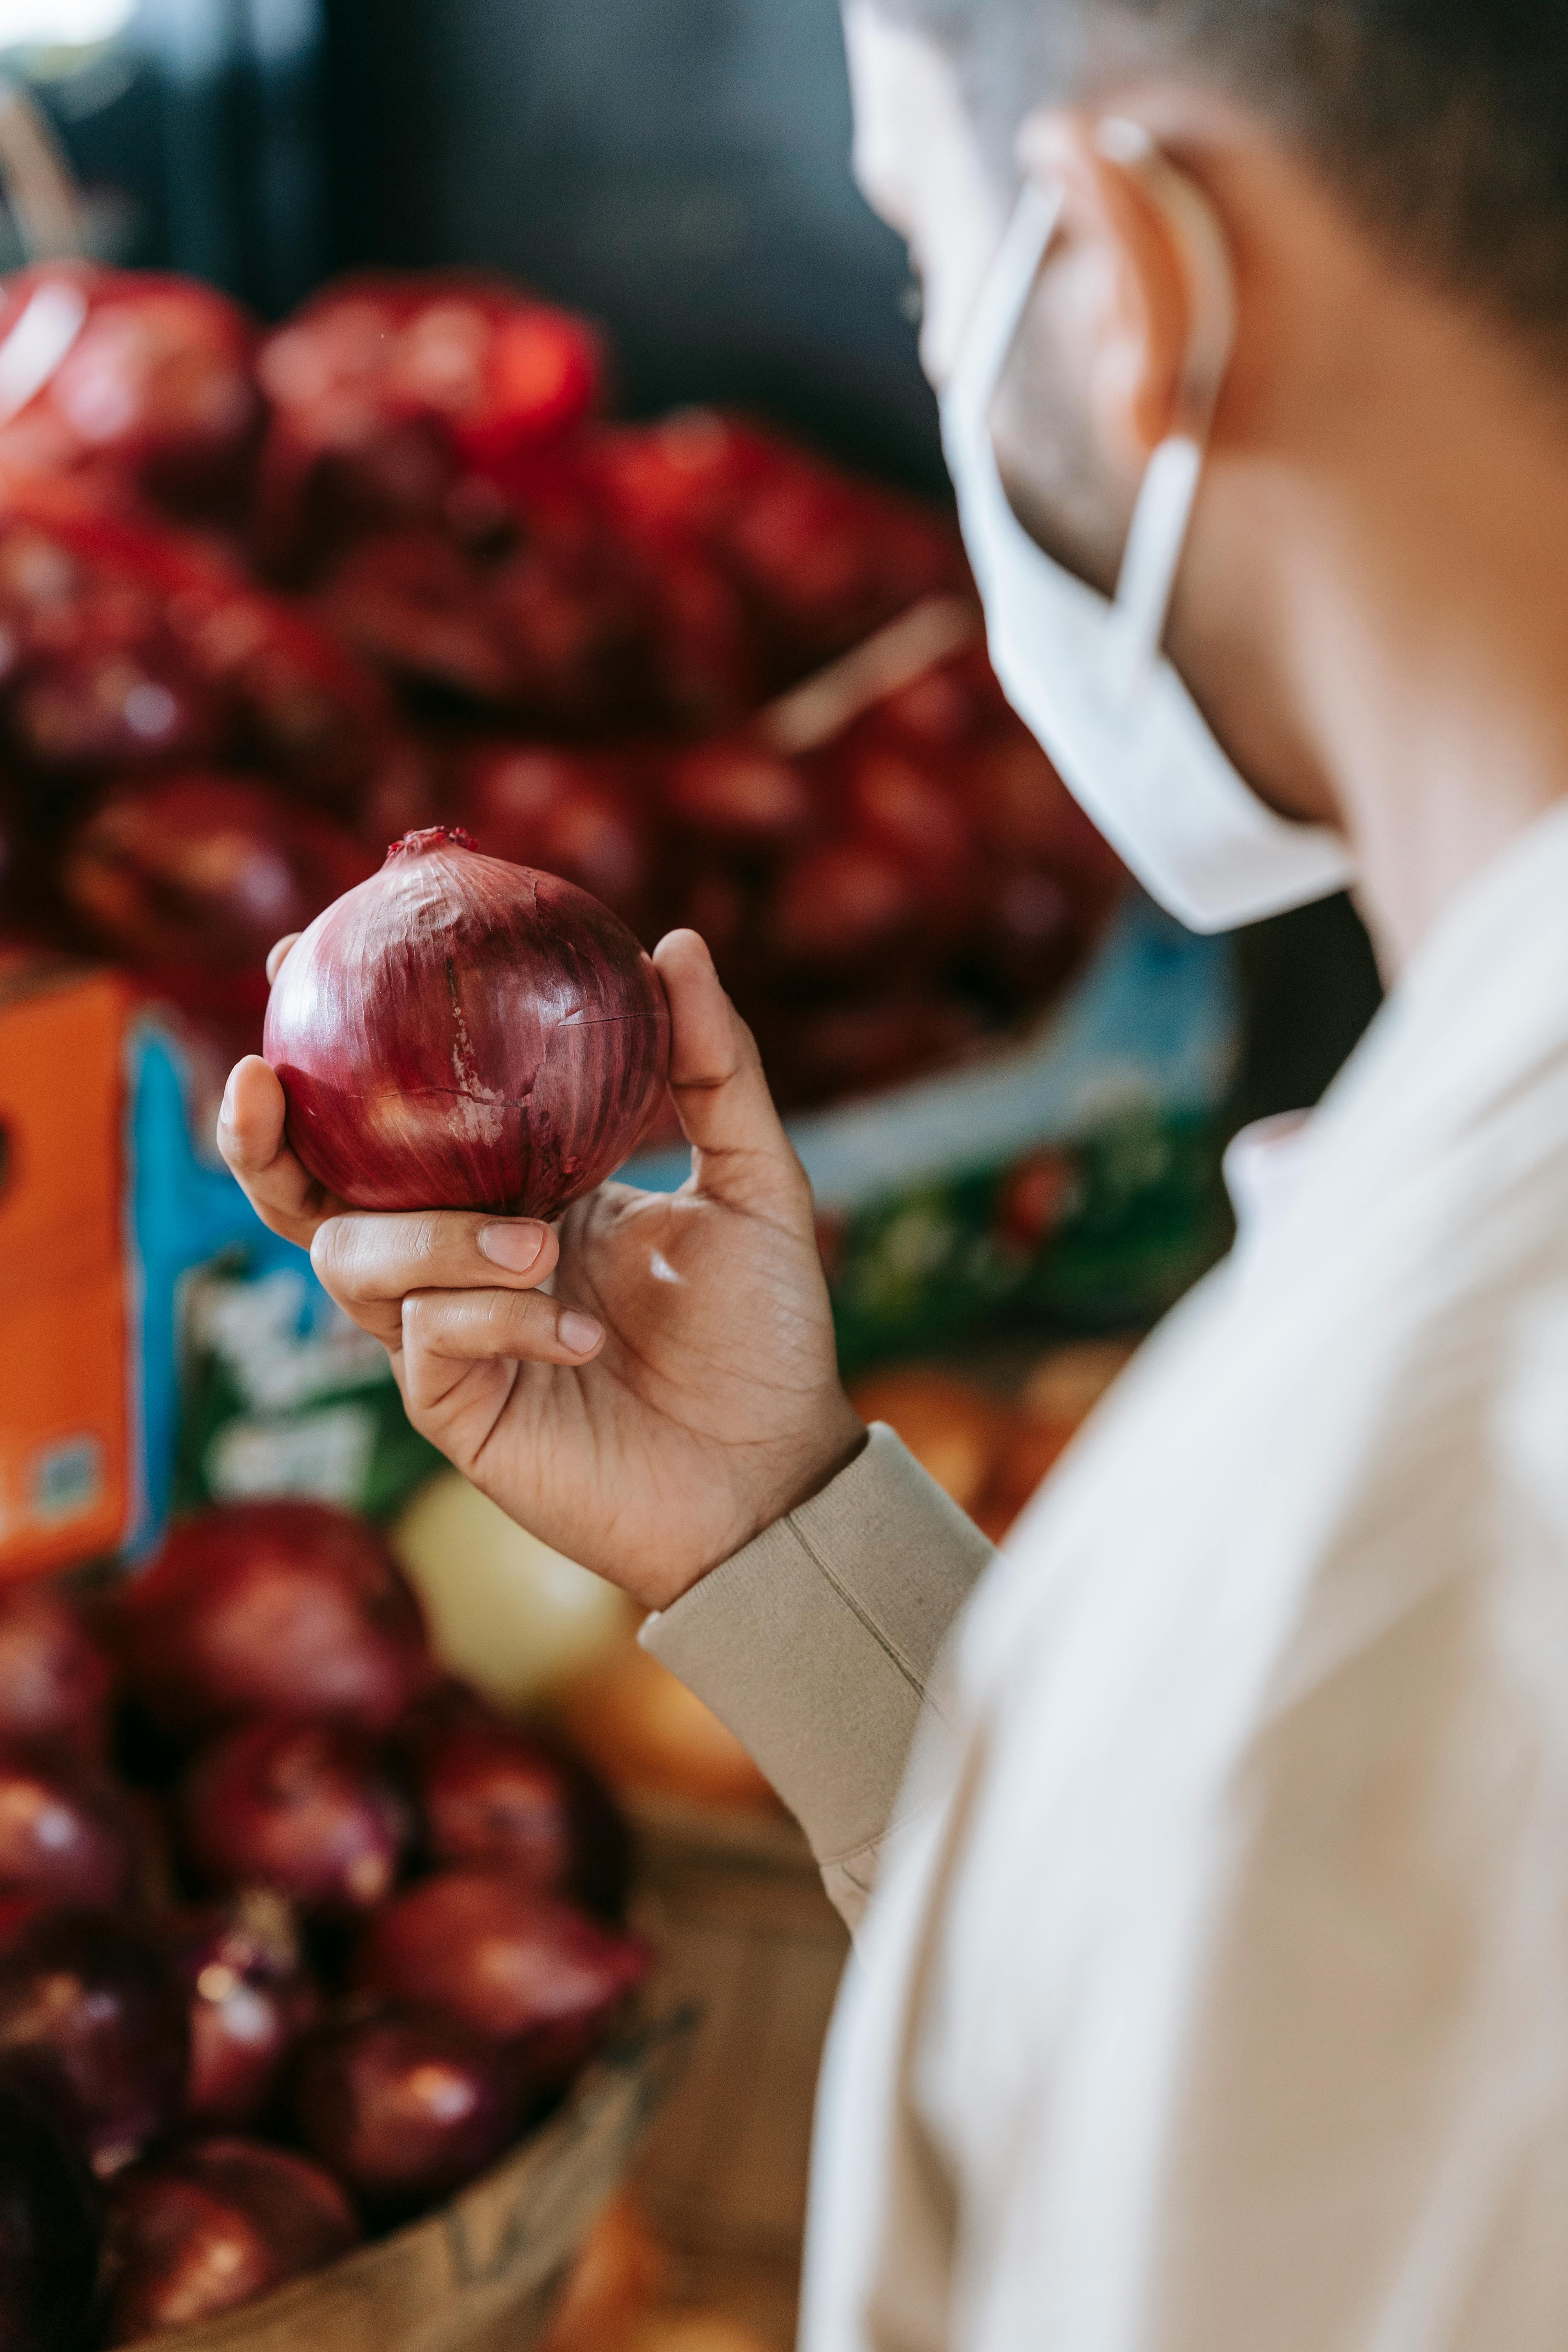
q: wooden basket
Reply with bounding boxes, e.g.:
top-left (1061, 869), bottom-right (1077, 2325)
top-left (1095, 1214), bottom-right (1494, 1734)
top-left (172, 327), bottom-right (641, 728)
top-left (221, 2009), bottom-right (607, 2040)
top-left (123, 2007), bottom-right (696, 2352)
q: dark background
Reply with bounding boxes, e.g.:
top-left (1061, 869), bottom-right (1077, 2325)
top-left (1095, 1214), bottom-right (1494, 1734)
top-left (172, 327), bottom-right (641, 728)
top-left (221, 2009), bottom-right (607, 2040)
top-left (321, 0), bottom-right (946, 485)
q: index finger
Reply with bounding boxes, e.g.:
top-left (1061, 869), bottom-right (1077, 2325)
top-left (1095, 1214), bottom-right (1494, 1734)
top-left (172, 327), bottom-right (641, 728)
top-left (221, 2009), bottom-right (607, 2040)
top-left (217, 1054), bottom-right (345, 1250)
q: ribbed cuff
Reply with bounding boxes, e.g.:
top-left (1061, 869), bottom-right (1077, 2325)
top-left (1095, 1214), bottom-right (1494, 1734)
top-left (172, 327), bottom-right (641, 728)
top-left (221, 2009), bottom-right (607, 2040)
top-left (641, 1425), bottom-right (994, 1873)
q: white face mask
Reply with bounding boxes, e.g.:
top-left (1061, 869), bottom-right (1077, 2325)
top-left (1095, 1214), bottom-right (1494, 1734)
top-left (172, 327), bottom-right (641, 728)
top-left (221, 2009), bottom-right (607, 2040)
top-left (940, 133), bottom-right (1354, 934)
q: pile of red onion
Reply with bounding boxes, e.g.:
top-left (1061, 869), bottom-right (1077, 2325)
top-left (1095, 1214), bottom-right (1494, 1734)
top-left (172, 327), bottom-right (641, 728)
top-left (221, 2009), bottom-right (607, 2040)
top-left (263, 826), bottom-right (670, 1217)
top-left (0, 1502), bottom-right (650, 2345)
top-left (0, 256), bottom-right (1118, 1112)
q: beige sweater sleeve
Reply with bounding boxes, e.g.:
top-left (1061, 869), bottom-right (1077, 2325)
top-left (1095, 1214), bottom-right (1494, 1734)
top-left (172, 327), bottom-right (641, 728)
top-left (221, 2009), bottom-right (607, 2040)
top-left (639, 1423), bottom-right (995, 1927)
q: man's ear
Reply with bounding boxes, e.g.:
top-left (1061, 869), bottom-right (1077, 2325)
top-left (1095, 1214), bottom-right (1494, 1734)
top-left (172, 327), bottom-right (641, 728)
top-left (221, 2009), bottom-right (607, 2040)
top-left (1017, 110), bottom-right (1196, 465)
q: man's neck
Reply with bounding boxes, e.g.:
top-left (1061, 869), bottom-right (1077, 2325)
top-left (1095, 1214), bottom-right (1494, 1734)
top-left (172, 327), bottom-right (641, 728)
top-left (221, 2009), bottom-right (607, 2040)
top-left (1257, 326), bottom-right (1568, 979)
top-left (1311, 441), bottom-right (1568, 975)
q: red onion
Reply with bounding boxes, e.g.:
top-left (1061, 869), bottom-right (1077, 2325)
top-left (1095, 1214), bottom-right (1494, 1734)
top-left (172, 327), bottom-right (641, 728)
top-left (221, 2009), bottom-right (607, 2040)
top-left (0, 1584), bottom-right (112, 1760)
top-left (0, 1896), bottom-right (51, 1956)
top-left (0, 2080), bottom-right (105, 2352)
top-left (662, 739), bottom-right (814, 849)
top-left (410, 1705), bottom-right (632, 1919)
top-left (104, 2137), bottom-right (357, 2343)
top-left (10, 642), bottom-right (221, 776)
top-left (264, 826), bottom-right (670, 1217)
top-left (765, 836), bottom-right (928, 973)
top-left (724, 459), bottom-right (960, 658)
top-left (352, 1869), bottom-right (649, 2085)
top-left (161, 1895), bottom-right (319, 2130)
top-left (447, 744), bottom-right (656, 927)
top-left (0, 1750), bottom-right (139, 1909)
top-left (316, 528), bottom-right (522, 702)
top-left (0, 1910), bottom-right (189, 2178)
top-left (291, 2007), bottom-right (522, 2221)
top-left (59, 771), bottom-right (373, 973)
top-left (0, 266), bottom-right (260, 511)
top-left (178, 1719), bottom-right (409, 1918)
top-left (120, 1499), bottom-right (434, 1738)
top-left (255, 275), bottom-right (601, 572)
top-left (842, 744), bottom-right (975, 879)
top-left (0, 493), bottom-right (399, 805)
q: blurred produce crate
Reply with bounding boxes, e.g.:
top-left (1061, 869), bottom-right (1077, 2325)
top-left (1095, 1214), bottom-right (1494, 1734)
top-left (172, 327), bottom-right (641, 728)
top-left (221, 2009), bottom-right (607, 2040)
top-left (0, 957), bottom-right (132, 1575)
top-left (627, 891), bottom-right (1239, 1370)
top-left (126, 1016), bottom-right (439, 1548)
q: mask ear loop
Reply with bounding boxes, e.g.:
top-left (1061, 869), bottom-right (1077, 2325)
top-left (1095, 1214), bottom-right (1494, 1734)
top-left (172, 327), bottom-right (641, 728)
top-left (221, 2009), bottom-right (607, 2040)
top-left (943, 177), bottom-right (1065, 440)
top-left (1100, 119), bottom-right (1237, 694)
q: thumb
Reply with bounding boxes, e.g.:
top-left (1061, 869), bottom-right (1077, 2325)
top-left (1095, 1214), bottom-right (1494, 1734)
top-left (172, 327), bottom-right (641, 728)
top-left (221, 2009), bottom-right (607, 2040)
top-left (652, 929), bottom-right (810, 1222)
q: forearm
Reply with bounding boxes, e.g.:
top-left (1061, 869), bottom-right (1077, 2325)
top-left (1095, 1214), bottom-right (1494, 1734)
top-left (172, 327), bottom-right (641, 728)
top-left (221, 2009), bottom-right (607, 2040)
top-left (640, 1423), bottom-right (996, 1926)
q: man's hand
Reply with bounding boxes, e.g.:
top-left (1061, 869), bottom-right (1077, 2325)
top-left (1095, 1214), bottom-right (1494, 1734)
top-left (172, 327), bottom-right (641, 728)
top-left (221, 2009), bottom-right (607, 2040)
top-left (218, 929), bottom-right (866, 1611)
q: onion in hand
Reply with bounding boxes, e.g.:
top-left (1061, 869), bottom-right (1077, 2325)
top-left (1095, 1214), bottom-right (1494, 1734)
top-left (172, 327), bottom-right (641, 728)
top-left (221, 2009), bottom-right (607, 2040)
top-left (263, 826), bottom-right (669, 1217)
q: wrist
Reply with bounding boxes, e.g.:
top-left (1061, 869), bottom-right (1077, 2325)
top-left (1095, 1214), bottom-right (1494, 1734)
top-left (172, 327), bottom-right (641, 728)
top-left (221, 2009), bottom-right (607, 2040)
top-left (649, 1396), bottom-right (868, 1614)
top-left (780, 1396), bottom-right (869, 1518)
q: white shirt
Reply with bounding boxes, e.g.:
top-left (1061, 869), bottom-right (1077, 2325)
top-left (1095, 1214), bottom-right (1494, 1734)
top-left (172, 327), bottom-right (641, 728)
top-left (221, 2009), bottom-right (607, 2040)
top-left (651, 799), bottom-right (1568, 2350)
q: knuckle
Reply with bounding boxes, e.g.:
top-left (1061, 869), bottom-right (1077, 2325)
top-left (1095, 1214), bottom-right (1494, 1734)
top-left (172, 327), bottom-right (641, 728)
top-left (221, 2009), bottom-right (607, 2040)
top-left (309, 1217), bottom-right (348, 1286)
top-left (400, 1289), bottom-right (439, 1349)
top-left (405, 1210), bottom-right (451, 1267)
top-left (403, 1364), bottom-right (444, 1416)
top-left (482, 1287), bottom-right (531, 1341)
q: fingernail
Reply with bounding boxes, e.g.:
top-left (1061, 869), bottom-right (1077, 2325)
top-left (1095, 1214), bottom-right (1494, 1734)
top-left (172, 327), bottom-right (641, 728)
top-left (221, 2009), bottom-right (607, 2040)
top-left (218, 1071), bottom-right (236, 1129)
top-left (558, 1309), bottom-right (603, 1356)
top-left (477, 1221), bottom-right (547, 1273)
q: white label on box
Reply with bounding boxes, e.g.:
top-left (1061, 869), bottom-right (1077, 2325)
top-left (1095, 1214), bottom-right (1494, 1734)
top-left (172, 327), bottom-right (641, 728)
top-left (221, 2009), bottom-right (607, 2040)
top-left (205, 1403), bottom-right (376, 1507)
top-left (29, 1432), bottom-right (104, 1526)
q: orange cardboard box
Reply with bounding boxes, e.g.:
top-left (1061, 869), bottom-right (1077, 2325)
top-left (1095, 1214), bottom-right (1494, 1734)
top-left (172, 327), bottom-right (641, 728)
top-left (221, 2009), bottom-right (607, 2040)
top-left (0, 960), bottom-right (131, 1578)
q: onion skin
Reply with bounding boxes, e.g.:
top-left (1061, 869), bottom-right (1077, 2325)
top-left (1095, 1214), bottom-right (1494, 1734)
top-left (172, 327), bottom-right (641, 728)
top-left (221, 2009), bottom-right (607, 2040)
top-left (290, 2007), bottom-right (522, 2222)
top-left (264, 827), bottom-right (670, 1218)
top-left (0, 1585), bottom-right (113, 1761)
top-left (60, 771), bottom-right (373, 973)
top-left (0, 1909), bottom-right (190, 2179)
top-left (119, 1499), bottom-right (434, 1739)
top-left (352, 1867), bottom-right (650, 2085)
top-left (407, 1697), bottom-right (633, 1920)
top-left (104, 2138), bottom-right (357, 2343)
top-left (0, 1750), bottom-right (140, 1909)
top-left (178, 1719), bottom-right (409, 1919)
top-left (161, 1896), bottom-right (319, 2131)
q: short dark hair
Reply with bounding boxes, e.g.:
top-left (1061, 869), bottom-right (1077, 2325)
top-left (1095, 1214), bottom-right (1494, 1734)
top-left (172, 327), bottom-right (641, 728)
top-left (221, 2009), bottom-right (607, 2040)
top-left (876, 0), bottom-right (1568, 352)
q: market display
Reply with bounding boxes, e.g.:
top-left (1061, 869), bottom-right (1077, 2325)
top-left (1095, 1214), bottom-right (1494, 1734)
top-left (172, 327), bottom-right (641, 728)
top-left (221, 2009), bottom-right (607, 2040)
top-left (0, 258), bottom-right (1122, 1120)
top-left (0, 1502), bottom-right (650, 2346)
top-left (264, 825), bottom-right (671, 1216)
top-left (848, 1339), bottom-right (1139, 1542)
top-left (0, 253), bottom-right (1156, 2352)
